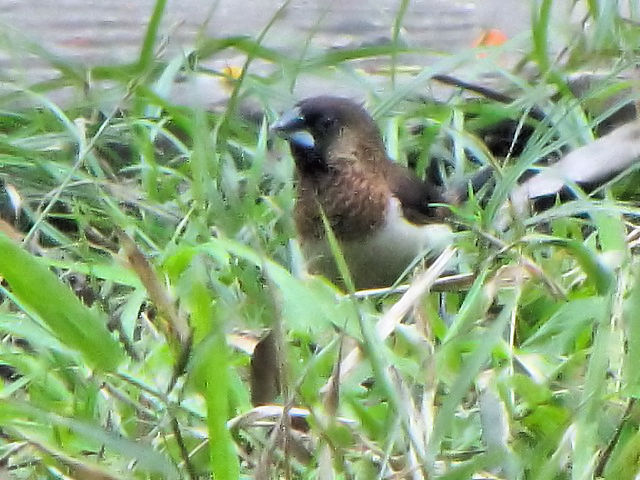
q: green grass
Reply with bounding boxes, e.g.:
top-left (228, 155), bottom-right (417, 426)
top-left (0, 0), bottom-right (640, 478)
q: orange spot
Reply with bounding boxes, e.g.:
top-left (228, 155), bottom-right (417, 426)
top-left (472, 28), bottom-right (508, 48)
top-left (472, 29), bottom-right (508, 59)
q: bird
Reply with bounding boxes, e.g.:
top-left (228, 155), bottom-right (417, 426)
top-left (270, 96), bottom-right (466, 289)
top-left (271, 95), bottom-right (640, 290)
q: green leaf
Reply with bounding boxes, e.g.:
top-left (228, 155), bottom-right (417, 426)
top-left (0, 234), bottom-right (124, 371)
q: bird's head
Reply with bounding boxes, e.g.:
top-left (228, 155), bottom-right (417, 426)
top-left (271, 96), bottom-right (385, 169)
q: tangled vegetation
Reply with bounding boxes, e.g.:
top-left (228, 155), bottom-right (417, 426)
top-left (1, 1), bottom-right (640, 478)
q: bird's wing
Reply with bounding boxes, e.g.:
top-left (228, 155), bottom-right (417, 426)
top-left (385, 162), bottom-right (445, 223)
top-left (386, 162), bottom-right (496, 224)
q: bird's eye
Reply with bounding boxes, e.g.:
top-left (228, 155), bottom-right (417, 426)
top-left (320, 117), bottom-right (335, 131)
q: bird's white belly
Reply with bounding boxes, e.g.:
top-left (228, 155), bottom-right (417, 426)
top-left (303, 198), bottom-right (453, 289)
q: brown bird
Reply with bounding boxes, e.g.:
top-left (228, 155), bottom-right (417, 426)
top-left (271, 96), bottom-right (640, 289)
top-left (271, 96), bottom-right (459, 289)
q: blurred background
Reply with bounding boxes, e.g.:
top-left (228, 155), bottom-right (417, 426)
top-left (0, 0), bottom-right (600, 107)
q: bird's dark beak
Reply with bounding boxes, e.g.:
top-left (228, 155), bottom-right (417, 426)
top-left (271, 106), bottom-right (315, 150)
top-left (271, 106), bottom-right (304, 133)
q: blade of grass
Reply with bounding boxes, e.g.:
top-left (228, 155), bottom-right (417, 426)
top-left (137, 0), bottom-right (168, 72)
top-left (189, 280), bottom-right (240, 479)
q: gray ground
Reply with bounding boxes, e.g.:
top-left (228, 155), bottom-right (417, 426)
top-left (0, 0), bottom-right (585, 107)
